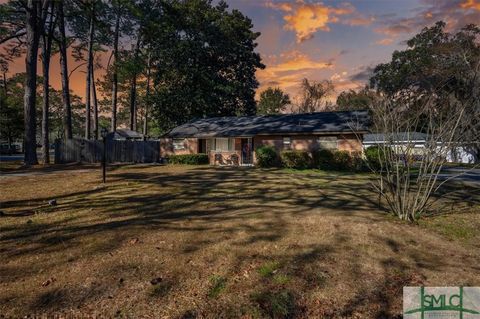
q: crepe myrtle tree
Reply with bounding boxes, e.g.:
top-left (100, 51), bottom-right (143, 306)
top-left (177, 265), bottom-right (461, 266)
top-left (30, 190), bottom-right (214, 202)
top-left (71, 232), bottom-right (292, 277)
top-left (362, 86), bottom-right (478, 222)
top-left (359, 21), bottom-right (480, 221)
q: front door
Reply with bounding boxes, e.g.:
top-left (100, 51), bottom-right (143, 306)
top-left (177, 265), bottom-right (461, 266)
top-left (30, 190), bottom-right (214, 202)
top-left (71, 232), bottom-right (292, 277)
top-left (241, 138), bottom-right (252, 165)
top-left (198, 139), bottom-right (207, 154)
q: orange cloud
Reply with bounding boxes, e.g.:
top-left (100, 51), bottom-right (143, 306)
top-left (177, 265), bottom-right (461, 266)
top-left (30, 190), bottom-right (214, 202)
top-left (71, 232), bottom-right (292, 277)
top-left (375, 38), bottom-right (394, 45)
top-left (266, 1), bottom-right (360, 42)
top-left (461, 0), bottom-right (480, 11)
top-left (346, 15), bottom-right (375, 26)
top-left (266, 51), bottom-right (333, 73)
top-left (330, 71), bottom-right (347, 82)
top-left (265, 1), bottom-right (293, 12)
top-left (374, 23), bottom-right (413, 37)
top-left (256, 51), bottom-right (334, 97)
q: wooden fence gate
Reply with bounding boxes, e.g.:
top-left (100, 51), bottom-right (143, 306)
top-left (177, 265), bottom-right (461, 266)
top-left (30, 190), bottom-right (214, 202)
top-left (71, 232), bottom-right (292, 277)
top-left (54, 139), bottom-right (161, 164)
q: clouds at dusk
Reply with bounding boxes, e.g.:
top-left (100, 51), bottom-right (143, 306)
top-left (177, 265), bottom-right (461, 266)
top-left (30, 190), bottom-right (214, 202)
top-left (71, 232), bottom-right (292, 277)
top-left (256, 50), bottom-right (333, 92)
top-left (460, 0), bottom-right (480, 11)
top-left (265, 1), bottom-right (373, 42)
top-left (237, 0), bottom-right (480, 99)
top-left (373, 0), bottom-right (480, 42)
top-left (375, 38), bottom-right (394, 46)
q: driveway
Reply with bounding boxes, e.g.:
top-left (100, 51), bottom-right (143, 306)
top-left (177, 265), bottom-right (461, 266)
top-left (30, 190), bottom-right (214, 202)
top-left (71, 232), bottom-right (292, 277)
top-left (438, 167), bottom-right (480, 184)
top-left (0, 155), bottom-right (23, 162)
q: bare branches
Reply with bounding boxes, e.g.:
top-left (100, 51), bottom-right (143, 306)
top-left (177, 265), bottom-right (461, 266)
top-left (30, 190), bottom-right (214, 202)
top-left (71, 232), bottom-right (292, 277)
top-left (295, 78), bottom-right (335, 113)
top-left (366, 79), bottom-right (478, 221)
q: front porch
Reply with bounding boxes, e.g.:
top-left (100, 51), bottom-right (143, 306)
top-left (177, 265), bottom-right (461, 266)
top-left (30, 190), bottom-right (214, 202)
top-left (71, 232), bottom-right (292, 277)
top-left (200, 137), bottom-right (253, 166)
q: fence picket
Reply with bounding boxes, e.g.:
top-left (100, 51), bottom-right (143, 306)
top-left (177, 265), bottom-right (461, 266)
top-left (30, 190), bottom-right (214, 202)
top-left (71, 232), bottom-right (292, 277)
top-left (54, 138), bottom-right (160, 164)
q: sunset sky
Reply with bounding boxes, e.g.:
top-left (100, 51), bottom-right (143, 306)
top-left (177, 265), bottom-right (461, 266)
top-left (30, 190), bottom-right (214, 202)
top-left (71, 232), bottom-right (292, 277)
top-left (6, 0), bottom-right (480, 102)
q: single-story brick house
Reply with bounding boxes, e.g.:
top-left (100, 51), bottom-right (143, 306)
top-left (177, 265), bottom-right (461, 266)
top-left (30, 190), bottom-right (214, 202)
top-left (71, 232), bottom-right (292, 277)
top-left (160, 110), bottom-right (370, 166)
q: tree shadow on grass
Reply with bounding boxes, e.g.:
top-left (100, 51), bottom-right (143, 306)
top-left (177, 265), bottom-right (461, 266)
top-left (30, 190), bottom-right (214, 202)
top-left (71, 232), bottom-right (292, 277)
top-left (1, 167), bottom-right (384, 257)
top-left (1, 166), bottom-right (476, 316)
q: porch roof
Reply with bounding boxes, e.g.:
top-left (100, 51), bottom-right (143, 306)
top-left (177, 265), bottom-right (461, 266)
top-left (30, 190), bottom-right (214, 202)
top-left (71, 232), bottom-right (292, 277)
top-left (165, 110), bottom-right (370, 138)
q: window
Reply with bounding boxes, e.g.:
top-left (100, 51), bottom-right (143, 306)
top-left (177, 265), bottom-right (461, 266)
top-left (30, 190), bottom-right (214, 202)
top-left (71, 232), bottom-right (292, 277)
top-left (318, 136), bottom-right (337, 150)
top-left (283, 137), bottom-right (291, 149)
top-left (214, 138), bottom-right (234, 151)
top-left (173, 138), bottom-right (185, 150)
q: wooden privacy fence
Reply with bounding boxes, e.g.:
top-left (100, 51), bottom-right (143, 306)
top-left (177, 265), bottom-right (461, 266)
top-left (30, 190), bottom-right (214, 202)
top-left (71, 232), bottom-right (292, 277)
top-left (54, 139), bottom-right (161, 164)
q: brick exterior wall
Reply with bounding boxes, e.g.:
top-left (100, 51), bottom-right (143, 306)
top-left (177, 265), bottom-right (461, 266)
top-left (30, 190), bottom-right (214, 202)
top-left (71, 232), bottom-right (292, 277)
top-left (336, 134), bottom-right (363, 154)
top-left (161, 134), bottom-right (363, 165)
top-left (253, 134), bottom-right (362, 153)
top-left (159, 138), bottom-right (174, 156)
top-left (252, 134), bottom-right (363, 164)
top-left (159, 138), bottom-right (198, 156)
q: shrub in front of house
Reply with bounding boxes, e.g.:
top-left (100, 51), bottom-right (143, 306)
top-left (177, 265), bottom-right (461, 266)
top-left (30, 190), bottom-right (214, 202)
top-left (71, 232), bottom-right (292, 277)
top-left (167, 154), bottom-right (209, 165)
top-left (280, 150), bottom-right (311, 169)
top-left (312, 149), bottom-right (364, 171)
top-left (351, 152), bottom-right (367, 172)
top-left (364, 146), bottom-right (393, 171)
top-left (331, 150), bottom-right (355, 170)
top-left (255, 146), bottom-right (278, 167)
top-left (312, 149), bottom-right (334, 170)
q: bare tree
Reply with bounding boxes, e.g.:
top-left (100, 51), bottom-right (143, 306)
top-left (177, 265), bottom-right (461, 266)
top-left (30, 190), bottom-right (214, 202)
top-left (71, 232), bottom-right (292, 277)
top-left (366, 86), bottom-right (478, 222)
top-left (296, 78), bottom-right (334, 113)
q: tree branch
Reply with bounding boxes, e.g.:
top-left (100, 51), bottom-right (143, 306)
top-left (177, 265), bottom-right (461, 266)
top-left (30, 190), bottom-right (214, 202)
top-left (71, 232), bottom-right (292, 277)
top-left (0, 31), bottom-right (27, 45)
top-left (68, 62), bottom-right (87, 79)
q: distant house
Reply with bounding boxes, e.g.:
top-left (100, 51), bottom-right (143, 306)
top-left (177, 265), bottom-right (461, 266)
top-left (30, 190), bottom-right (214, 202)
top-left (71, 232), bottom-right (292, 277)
top-left (160, 110), bottom-right (370, 166)
top-left (363, 132), bottom-right (475, 164)
top-left (111, 129), bottom-right (144, 141)
top-left (363, 132), bottom-right (428, 157)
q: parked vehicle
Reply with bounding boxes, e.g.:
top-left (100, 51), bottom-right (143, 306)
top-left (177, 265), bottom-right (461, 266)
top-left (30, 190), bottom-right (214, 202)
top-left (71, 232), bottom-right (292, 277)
top-left (0, 143), bottom-right (22, 155)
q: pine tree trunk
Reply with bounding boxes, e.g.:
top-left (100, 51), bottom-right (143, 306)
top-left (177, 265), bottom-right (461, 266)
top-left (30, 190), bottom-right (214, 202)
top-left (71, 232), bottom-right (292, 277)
top-left (85, 5), bottom-right (94, 140)
top-left (41, 2), bottom-right (55, 164)
top-left (129, 78), bottom-right (137, 131)
top-left (7, 135), bottom-right (13, 155)
top-left (91, 63), bottom-right (99, 140)
top-left (143, 54), bottom-right (151, 137)
top-left (2, 73), bottom-right (6, 95)
top-left (57, 1), bottom-right (72, 139)
top-left (0, 73), bottom-right (5, 107)
top-left (23, 0), bottom-right (41, 165)
top-left (129, 36), bottom-right (141, 131)
top-left (111, 9), bottom-right (120, 132)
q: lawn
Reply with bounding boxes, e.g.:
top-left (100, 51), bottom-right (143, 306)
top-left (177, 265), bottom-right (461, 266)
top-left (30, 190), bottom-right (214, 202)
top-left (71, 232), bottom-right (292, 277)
top-left (0, 164), bottom-right (479, 318)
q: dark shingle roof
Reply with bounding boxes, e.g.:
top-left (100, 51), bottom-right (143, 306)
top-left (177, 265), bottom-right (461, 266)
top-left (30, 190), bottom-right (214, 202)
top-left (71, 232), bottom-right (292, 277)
top-left (112, 129), bottom-right (144, 139)
top-left (165, 110), bottom-right (370, 138)
top-left (363, 132), bottom-right (428, 143)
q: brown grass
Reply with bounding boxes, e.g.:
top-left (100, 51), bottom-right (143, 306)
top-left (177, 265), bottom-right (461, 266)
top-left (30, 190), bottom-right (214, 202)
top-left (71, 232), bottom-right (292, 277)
top-left (0, 164), bottom-right (479, 318)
